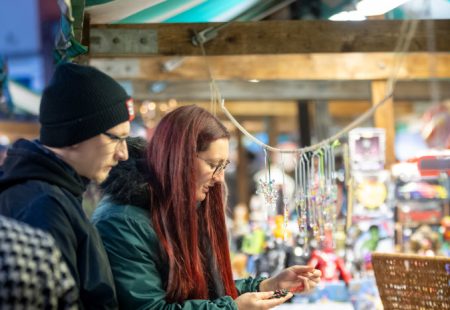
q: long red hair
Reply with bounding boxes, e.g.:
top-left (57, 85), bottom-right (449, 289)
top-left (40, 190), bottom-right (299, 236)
top-left (146, 105), bottom-right (238, 303)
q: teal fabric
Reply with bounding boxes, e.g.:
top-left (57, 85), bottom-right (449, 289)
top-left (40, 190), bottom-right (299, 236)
top-left (165, 0), bottom-right (256, 23)
top-left (86, 0), bottom-right (112, 6)
top-left (116, 0), bottom-right (201, 24)
top-left (55, 0), bottom-right (289, 61)
top-left (54, 0), bottom-right (88, 63)
top-left (115, 0), bottom-right (258, 24)
top-left (92, 200), bottom-right (265, 309)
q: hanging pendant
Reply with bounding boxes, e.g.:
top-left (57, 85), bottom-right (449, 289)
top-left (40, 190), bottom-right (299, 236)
top-left (256, 148), bottom-right (278, 214)
top-left (298, 154), bottom-right (308, 245)
top-left (257, 178), bottom-right (278, 214)
top-left (280, 153), bottom-right (290, 241)
top-left (252, 142), bottom-right (341, 251)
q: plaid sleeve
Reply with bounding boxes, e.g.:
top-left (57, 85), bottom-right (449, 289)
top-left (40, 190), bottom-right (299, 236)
top-left (0, 215), bottom-right (79, 309)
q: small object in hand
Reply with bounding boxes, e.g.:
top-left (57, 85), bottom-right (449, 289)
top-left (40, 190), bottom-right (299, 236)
top-left (269, 289), bottom-right (289, 299)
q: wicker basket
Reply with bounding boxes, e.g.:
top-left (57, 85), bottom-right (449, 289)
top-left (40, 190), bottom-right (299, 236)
top-left (372, 252), bottom-right (450, 310)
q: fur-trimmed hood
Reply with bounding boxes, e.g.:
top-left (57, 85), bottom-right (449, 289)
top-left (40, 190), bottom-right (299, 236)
top-left (100, 136), bottom-right (150, 208)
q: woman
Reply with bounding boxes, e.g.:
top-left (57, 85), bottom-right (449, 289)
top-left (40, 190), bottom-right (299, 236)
top-left (93, 105), bottom-right (320, 309)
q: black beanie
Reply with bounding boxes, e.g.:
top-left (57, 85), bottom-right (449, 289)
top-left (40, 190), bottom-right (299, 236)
top-left (39, 63), bottom-right (135, 147)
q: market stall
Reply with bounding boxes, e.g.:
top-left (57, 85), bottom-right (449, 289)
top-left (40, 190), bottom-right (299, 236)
top-left (3, 1), bottom-right (450, 308)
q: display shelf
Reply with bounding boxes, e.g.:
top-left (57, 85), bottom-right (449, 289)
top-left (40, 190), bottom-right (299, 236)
top-left (393, 170), bottom-right (449, 254)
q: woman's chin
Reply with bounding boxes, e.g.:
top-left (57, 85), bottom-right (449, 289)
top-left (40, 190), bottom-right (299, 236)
top-left (196, 192), bottom-right (206, 202)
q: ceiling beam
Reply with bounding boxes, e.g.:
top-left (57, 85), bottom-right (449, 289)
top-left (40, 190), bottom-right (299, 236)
top-left (175, 101), bottom-right (299, 117)
top-left (133, 80), bottom-right (370, 100)
top-left (131, 80), bottom-right (450, 101)
top-left (328, 101), bottom-right (414, 118)
top-left (139, 100), bottom-right (415, 119)
top-left (90, 53), bottom-right (450, 81)
top-left (88, 19), bottom-right (450, 57)
top-left (0, 121), bottom-right (40, 141)
top-left (152, 100), bottom-right (416, 119)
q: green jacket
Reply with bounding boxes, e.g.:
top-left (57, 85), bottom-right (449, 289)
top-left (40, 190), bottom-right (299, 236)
top-left (92, 201), bottom-right (265, 310)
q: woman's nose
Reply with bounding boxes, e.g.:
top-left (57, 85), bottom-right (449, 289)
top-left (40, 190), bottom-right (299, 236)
top-left (212, 169), bottom-right (225, 183)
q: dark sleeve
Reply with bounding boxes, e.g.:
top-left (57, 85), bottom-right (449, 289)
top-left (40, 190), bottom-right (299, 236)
top-left (95, 214), bottom-right (238, 310)
top-left (22, 195), bottom-right (117, 310)
top-left (234, 277), bottom-right (267, 294)
top-left (39, 230), bottom-right (79, 309)
top-left (20, 195), bottom-right (78, 274)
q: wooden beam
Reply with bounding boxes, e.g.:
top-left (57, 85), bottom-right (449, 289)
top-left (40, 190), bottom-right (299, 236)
top-left (89, 20), bottom-right (450, 56)
top-left (371, 80), bottom-right (395, 167)
top-left (131, 80), bottom-right (450, 101)
top-left (133, 80), bottom-right (369, 101)
top-left (91, 53), bottom-right (450, 81)
top-left (392, 101), bottom-right (414, 116)
top-left (168, 100), bottom-right (413, 120)
top-left (222, 117), bottom-right (297, 133)
top-left (0, 121), bottom-right (40, 141)
top-left (328, 101), bottom-right (372, 118)
top-left (174, 101), bottom-right (298, 117)
top-left (328, 100), bottom-right (414, 118)
top-left (393, 80), bottom-right (450, 101)
top-left (163, 102), bottom-right (299, 133)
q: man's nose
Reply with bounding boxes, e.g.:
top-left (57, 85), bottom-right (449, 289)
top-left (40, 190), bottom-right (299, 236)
top-left (116, 140), bottom-right (129, 161)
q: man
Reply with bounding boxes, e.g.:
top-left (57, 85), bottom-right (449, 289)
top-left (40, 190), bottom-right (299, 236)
top-left (0, 62), bottom-right (134, 309)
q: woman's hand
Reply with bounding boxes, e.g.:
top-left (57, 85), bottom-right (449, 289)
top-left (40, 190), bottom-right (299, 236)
top-left (235, 291), bottom-right (293, 310)
top-left (259, 265), bottom-right (321, 293)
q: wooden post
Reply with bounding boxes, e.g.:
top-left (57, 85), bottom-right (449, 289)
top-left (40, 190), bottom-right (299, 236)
top-left (314, 100), bottom-right (331, 141)
top-left (266, 116), bottom-right (277, 148)
top-left (297, 101), bottom-right (311, 147)
top-left (371, 80), bottom-right (395, 167)
top-left (236, 129), bottom-right (249, 206)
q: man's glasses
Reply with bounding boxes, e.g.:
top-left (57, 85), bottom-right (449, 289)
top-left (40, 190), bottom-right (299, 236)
top-left (102, 132), bottom-right (127, 146)
top-left (197, 155), bottom-right (230, 177)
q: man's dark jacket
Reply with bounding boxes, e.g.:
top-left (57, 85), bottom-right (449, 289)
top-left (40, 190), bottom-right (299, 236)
top-left (0, 139), bottom-right (117, 310)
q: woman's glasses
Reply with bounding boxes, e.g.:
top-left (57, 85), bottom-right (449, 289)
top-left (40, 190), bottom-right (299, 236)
top-left (197, 155), bottom-right (230, 177)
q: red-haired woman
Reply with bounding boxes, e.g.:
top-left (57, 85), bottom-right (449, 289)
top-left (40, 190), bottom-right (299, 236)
top-left (92, 105), bottom-right (321, 309)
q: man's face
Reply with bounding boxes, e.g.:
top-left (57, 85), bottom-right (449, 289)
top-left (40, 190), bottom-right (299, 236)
top-left (74, 121), bottom-right (130, 183)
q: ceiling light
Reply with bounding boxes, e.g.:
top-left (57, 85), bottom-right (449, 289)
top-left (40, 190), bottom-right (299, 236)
top-left (356, 0), bottom-right (411, 16)
top-left (329, 10), bottom-right (366, 21)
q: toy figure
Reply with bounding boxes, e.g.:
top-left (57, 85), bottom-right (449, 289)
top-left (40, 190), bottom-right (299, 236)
top-left (308, 231), bottom-right (352, 284)
top-left (241, 223), bottom-right (266, 276)
top-left (272, 214), bottom-right (292, 240)
top-left (408, 225), bottom-right (440, 256)
top-left (361, 225), bottom-right (381, 253)
top-left (441, 216), bottom-right (450, 256)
